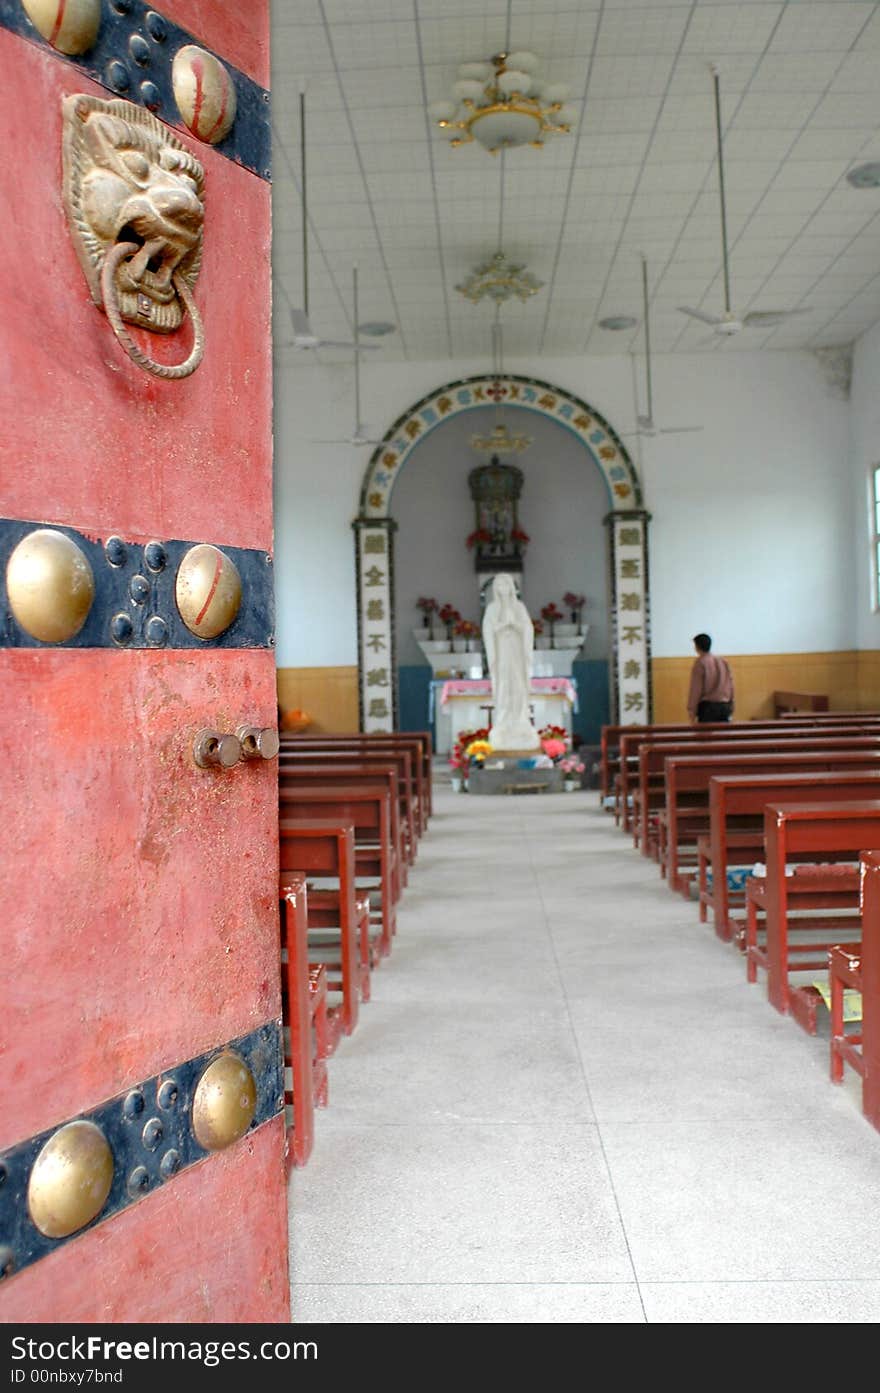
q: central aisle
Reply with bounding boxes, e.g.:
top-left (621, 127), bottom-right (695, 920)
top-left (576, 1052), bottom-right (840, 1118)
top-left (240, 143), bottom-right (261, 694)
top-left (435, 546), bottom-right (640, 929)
top-left (289, 787), bottom-right (880, 1323)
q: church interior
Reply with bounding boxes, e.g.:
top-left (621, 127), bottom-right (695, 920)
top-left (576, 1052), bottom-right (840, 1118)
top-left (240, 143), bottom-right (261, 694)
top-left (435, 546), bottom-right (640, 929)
top-left (4, 0), bottom-right (880, 1331)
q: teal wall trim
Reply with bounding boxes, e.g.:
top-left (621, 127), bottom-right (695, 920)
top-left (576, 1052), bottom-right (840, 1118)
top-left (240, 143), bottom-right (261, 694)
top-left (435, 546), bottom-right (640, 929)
top-left (398, 664), bottom-right (433, 734)
top-left (571, 661), bottom-right (610, 746)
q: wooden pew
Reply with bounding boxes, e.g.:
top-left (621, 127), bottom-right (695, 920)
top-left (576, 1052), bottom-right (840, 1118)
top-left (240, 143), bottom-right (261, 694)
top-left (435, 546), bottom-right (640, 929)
top-left (286, 731), bottom-right (433, 825)
top-left (284, 735), bottom-right (429, 838)
top-left (601, 717), bottom-right (880, 816)
top-left (279, 747), bottom-right (418, 867)
top-left (744, 866), bottom-right (859, 1029)
top-left (773, 691), bottom-right (829, 717)
top-left (761, 800), bottom-right (880, 1028)
top-left (701, 760), bottom-right (880, 937)
top-left (279, 876), bottom-right (330, 1170)
top-left (278, 761), bottom-right (404, 899)
top-left (279, 819), bottom-right (360, 1037)
top-left (279, 779), bottom-right (396, 955)
top-left (830, 849), bottom-right (880, 1131)
top-left (630, 731), bottom-right (880, 853)
top-left (662, 754), bottom-right (880, 897)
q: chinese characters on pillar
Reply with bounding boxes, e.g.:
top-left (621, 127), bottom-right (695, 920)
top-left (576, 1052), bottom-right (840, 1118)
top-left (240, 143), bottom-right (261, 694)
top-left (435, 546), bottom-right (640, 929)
top-left (358, 527), bottom-right (393, 732)
top-left (613, 520), bottom-right (648, 724)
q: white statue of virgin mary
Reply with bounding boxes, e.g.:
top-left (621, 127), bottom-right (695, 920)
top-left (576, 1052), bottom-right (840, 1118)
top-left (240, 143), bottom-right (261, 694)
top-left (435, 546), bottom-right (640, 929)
top-left (482, 574), bottom-right (540, 751)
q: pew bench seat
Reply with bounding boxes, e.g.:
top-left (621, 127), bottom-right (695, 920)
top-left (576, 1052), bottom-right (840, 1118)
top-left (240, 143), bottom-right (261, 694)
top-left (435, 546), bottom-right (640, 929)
top-left (742, 866), bottom-right (860, 1034)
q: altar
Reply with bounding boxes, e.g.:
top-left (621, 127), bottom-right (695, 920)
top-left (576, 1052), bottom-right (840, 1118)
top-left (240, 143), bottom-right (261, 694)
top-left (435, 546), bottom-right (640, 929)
top-left (431, 677), bottom-right (578, 755)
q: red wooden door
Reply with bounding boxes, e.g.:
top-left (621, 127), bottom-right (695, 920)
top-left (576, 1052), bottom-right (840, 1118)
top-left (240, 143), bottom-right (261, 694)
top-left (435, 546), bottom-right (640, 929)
top-left (0, 1), bottom-right (288, 1321)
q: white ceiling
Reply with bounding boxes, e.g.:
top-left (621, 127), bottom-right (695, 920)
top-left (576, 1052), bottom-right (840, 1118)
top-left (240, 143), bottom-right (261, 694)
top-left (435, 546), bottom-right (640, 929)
top-left (270, 0), bottom-right (880, 361)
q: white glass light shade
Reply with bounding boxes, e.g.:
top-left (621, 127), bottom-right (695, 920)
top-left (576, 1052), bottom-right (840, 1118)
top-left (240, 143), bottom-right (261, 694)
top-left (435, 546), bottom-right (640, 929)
top-left (428, 100), bottom-right (457, 121)
top-left (543, 83), bottom-right (570, 104)
top-left (550, 104), bottom-right (577, 127)
top-left (469, 106), bottom-right (543, 150)
top-left (453, 78), bottom-right (485, 102)
top-left (497, 70), bottom-right (532, 97)
top-left (505, 51), bottom-right (539, 72)
top-left (458, 62), bottom-right (491, 81)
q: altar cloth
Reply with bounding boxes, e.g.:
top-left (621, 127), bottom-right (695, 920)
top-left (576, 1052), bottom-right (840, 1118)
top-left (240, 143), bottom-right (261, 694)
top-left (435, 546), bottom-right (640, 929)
top-left (439, 677), bottom-right (577, 710)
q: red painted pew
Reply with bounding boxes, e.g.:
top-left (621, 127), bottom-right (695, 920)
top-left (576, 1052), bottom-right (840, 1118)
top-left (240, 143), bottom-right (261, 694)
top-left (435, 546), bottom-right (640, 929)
top-left (830, 850), bottom-right (880, 1131)
top-left (761, 801), bottom-right (880, 1027)
top-left (278, 819), bottom-right (360, 1037)
top-left (279, 875), bottom-right (330, 1170)
top-left (631, 733), bottom-right (880, 853)
top-left (279, 747), bottom-right (418, 866)
top-left (278, 762), bottom-right (404, 900)
top-left (279, 780), bottom-right (396, 956)
top-left (700, 761), bottom-right (880, 937)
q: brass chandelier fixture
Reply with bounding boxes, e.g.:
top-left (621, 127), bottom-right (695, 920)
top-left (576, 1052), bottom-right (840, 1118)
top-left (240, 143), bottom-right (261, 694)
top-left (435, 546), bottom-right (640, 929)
top-left (456, 251), bottom-right (544, 307)
top-left (428, 51), bottom-right (575, 154)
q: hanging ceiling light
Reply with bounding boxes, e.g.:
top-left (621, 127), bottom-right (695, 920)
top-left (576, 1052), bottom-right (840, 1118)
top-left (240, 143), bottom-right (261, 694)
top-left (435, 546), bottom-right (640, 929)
top-left (470, 317), bottom-right (532, 456)
top-left (456, 252), bottom-right (544, 306)
top-left (428, 52), bottom-right (575, 154)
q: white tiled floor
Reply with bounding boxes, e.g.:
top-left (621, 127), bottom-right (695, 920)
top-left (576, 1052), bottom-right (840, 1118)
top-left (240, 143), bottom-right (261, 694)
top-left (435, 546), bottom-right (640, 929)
top-left (289, 787), bottom-right (880, 1324)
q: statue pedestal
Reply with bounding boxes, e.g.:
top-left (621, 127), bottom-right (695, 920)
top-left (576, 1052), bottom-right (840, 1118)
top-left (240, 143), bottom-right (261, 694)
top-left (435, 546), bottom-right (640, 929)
top-left (468, 761), bottom-right (563, 796)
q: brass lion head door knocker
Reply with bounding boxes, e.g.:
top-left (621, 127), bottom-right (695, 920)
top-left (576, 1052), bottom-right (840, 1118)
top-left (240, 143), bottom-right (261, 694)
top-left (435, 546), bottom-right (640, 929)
top-left (62, 94), bottom-right (206, 380)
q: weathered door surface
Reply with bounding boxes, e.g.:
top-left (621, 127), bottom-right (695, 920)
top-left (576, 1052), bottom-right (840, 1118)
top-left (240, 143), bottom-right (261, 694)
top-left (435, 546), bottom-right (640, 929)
top-left (0, 0), bottom-right (288, 1321)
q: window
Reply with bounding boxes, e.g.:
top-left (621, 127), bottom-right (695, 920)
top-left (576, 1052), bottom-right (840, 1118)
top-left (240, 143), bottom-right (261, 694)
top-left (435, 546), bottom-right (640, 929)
top-left (873, 466), bottom-right (880, 609)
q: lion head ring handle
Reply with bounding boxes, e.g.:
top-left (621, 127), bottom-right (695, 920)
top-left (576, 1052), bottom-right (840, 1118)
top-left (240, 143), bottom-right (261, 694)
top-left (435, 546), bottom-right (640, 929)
top-left (100, 241), bottom-right (205, 381)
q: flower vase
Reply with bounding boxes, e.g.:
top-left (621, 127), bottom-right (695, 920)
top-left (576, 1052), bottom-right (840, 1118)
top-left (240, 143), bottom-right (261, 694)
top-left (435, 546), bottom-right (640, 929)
top-left (451, 774), bottom-right (463, 793)
top-left (564, 778), bottom-right (578, 792)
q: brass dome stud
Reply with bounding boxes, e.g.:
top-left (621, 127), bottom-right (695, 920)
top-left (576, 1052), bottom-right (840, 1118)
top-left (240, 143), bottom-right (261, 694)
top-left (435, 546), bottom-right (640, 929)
top-left (27, 1121), bottom-right (114, 1239)
top-left (22, 0), bottom-right (102, 56)
top-left (172, 45), bottom-right (237, 145)
top-left (191, 1053), bottom-right (257, 1151)
top-left (175, 544), bottom-right (242, 640)
top-left (6, 529), bottom-right (95, 643)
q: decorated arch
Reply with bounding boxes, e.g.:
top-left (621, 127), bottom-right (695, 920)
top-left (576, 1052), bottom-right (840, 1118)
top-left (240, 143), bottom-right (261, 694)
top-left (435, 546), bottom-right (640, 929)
top-left (353, 373), bottom-right (652, 735)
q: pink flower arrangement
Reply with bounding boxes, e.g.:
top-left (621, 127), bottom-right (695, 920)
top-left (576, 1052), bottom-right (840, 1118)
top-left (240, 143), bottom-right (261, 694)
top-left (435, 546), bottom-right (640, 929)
top-left (541, 738), bottom-right (567, 761)
top-left (560, 755), bottom-right (585, 776)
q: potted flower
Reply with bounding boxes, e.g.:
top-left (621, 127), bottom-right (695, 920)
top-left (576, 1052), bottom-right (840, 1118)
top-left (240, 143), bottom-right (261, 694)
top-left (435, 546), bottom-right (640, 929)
top-left (563, 591), bottom-right (586, 627)
top-left (465, 737), bottom-right (493, 771)
top-left (466, 528), bottom-right (492, 551)
top-left (454, 618), bottom-right (481, 652)
top-left (438, 603), bottom-right (461, 646)
top-left (532, 617), bottom-right (550, 650)
top-left (560, 754), bottom-right (585, 791)
top-left (511, 526), bottom-right (530, 553)
top-left (538, 724), bottom-right (569, 763)
top-left (416, 595), bottom-right (437, 639)
top-left (541, 602), bottom-right (564, 645)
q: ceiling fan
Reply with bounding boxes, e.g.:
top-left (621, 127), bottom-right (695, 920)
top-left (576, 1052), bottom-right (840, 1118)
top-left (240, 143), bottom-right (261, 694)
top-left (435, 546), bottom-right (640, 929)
top-left (292, 92), bottom-right (380, 353)
top-left (310, 268), bottom-right (386, 447)
top-left (678, 65), bottom-right (812, 337)
top-left (623, 256), bottom-right (704, 438)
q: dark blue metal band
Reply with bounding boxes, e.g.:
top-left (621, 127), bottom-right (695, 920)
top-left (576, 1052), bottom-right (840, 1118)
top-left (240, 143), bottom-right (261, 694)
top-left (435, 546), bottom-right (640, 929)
top-left (0, 518), bottom-right (275, 650)
top-left (0, 1020), bottom-right (284, 1282)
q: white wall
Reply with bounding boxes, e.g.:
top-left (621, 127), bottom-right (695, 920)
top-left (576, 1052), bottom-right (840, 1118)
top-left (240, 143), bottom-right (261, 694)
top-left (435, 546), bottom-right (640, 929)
top-left (852, 320), bottom-right (880, 650)
top-left (273, 346), bottom-right (853, 667)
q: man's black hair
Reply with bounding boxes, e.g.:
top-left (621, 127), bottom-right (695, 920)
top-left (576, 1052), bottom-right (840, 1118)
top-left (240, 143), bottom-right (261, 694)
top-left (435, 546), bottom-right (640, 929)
top-left (693, 633), bottom-right (712, 653)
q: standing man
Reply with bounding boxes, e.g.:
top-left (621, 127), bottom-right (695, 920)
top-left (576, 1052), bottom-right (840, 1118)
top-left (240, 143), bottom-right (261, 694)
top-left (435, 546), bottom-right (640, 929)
top-left (687, 633), bottom-right (734, 724)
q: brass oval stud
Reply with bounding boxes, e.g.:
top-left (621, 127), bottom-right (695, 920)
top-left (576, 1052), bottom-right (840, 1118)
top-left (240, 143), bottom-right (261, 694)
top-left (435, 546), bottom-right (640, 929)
top-left (175, 544), bottom-right (241, 639)
top-left (172, 45), bottom-right (237, 145)
top-left (191, 1053), bottom-right (257, 1152)
top-left (6, 529), bottom-right (95, 643)
top-left (22, 0), bottom-right (102, 55)
top-left (27, 1121), bottom-right (114, 1239)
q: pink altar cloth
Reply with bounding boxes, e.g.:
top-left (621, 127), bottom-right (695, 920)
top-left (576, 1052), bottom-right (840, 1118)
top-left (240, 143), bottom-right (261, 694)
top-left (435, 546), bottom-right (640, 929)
top-left (440, 678), bottom-right (576, 705)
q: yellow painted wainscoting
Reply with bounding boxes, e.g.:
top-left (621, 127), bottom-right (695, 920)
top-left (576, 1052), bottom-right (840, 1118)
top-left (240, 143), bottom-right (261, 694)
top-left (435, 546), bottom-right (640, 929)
top-left (650, 651), bottom-right (880, 724)
top-left (276, 666), bottom-right (360, 734)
